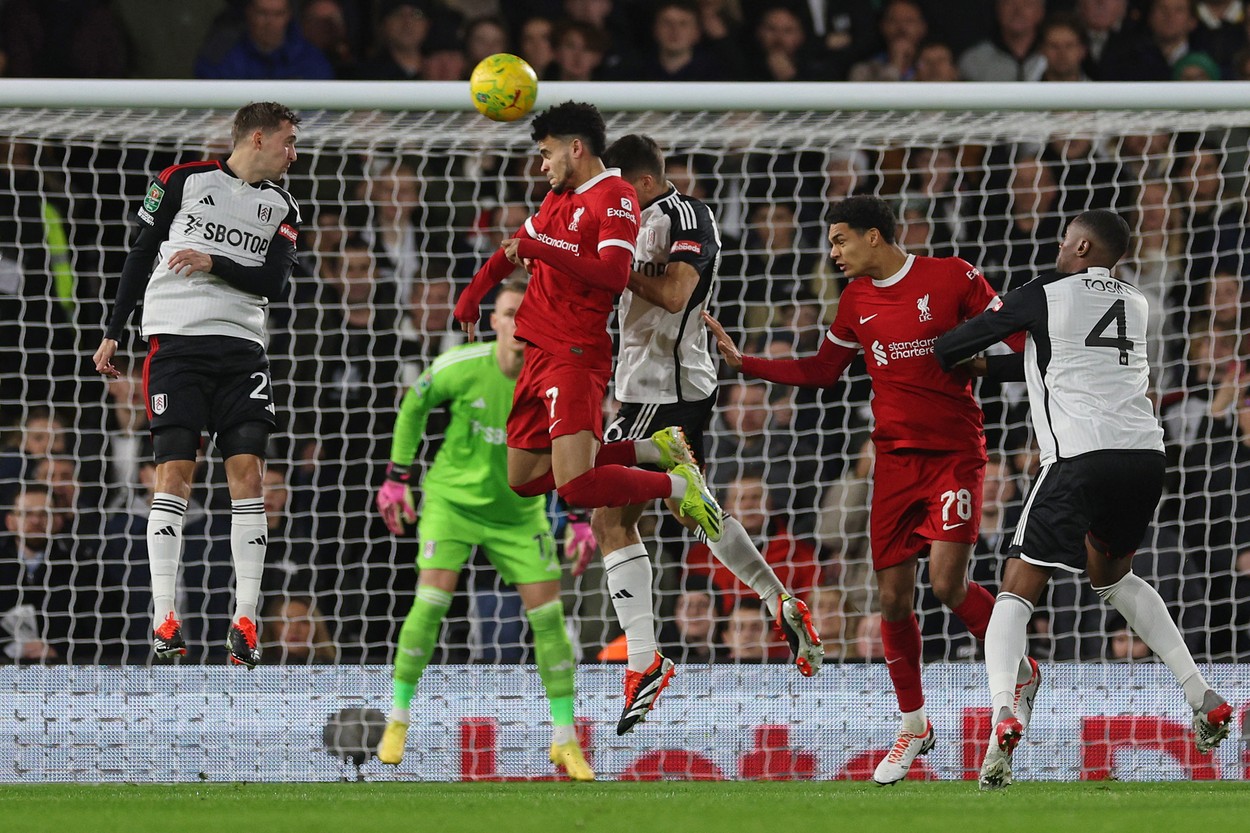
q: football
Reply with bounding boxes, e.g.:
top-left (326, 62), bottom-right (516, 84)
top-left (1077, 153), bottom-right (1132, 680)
top-left (469, 53), bottom-right (539, 122)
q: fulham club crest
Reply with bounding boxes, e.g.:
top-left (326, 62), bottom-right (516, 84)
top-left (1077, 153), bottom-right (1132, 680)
top-left (258, 204), bottom-right (272, 223)
top-left (151, 393), bottom-right (168, 415)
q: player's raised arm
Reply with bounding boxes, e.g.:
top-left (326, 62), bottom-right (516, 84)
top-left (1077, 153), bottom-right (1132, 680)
top-left (934, 281), bottom-right (1043, 372)
top-left (453, 226), bottom-right (531, 342)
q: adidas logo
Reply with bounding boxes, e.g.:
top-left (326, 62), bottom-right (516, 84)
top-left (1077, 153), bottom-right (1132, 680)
top-left (199, 194), bottom-right (215, 206)
top-left (611, 589), bottom-right (634, 600)
top-left (471, 398), bottom-right (487, 409)
top-left (248, 535), bottom-right (268, 547)
top-left (153, 525), bottom-right (176, 536)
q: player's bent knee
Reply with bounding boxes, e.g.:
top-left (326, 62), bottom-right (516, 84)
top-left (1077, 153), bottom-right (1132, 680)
top-left (557, 470), bottom-right (605, 509)
top-left (216, 421), bottom-right (270, 460)
top-left (152, 426), bottom-right (200, 464)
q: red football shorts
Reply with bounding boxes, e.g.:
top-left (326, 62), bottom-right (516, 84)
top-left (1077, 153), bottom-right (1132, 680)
top-left (508, 346), bottom-right (609, 450)
top-left (870, 448), bottom-right (985, 570)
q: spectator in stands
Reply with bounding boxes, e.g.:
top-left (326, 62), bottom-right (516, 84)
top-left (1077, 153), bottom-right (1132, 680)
top-left (809, 584), bottom-right (853, 661)
top-left (31, 456), bottom-right (103, 546)
top-left (1161, 326), bottom-right (1243, 449)
top-left (0, 0), bottom-right (130, 77)
top-left (1, 484), bottom-right (107, 664)
top-left (259, 464), bottom-right (317, 598)
top-left (194, 0), bottom-right (335, 80)
top-left (422, 31), bottom-right (470, 80)
top-left (399, 268), bottom-right (463, 384)
top-left (1122, 178), bottom-right (1187, 374)
top-left (1172, 141), bottom-right (1246, 285)
top-left (957, 0), bottom-right (1047, 81)
top-left (974, 153), bottom-right (1062, 292)
top-left (899, 145), bottom-right (962, 257)
top-left (816, 433), bottom-right (873, 594)
top-left (1231, 43), bottom-right (1250, 77)
top-left (804, 0), bottom-right (882, 79)
top-left (1100, 0), bottom-right (1199, 80)
top-left (1075, 0), bottom-right (1140, 79)
top-left (848, 0), bottom-right (928, 82)
top-left (0, 407), bottom-right (68, 509)
top-left (355, 0), bottom-right (434, 80)
top-left (661, 572), bottom-right (727, 663)
top-left (545, 20), bottom-right (611, 80)
top-left (1108, 623), bottom-right (1153, 660)
top-left (1038, 13), bottom-right (1092, 81)
top-left (97, 364), bottom-right (149, 508)
top-left (719, 202), bottom-right (818, 336)
top-left (464, 16), bottom-right (511, 69)
top-left (1041, 135), bottom-right (1122, 218)
top-left (638, 0), bottom-right (731, 81)
top-left (913, 39), bottom-right (960, 81)
top-left (518, 16), bottom-right (556, 74)
top-left (854, 611), bottom-right (886, 660)
top-left (559, 0), bottom-right (635, 77)
top-left (1173, 49), bottom-right (1223, 78)
top-left (1192, 0), bottom-right (1248, 70)
top-left (356, 159), bottom-right (423, 296)
top-left (262, 595), bottom-right (338, 664)
top-left (748, 3), bottom-right (836, 81)
top-left (301, 0), bottom-right (357, 78)
top-left (723, 597), bottom-right (775, 663)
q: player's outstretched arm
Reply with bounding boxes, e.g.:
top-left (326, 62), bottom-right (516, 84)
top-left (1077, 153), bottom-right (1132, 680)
top-left (454, 247), bottom-right (517, 342)
top-left (704, 311), bottom-right (854, 388)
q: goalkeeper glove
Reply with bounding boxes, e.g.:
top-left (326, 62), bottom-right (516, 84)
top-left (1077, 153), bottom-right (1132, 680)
top-left (377, 463), bottom-right (417, 536)
top-left (563, 510), bottom-right (597, 577)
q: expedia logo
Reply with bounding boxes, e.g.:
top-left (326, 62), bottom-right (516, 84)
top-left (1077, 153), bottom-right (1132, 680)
top-left (202, 222), bottom-right (271, 254)
top-left (606, 208), bottom-right (636, 221)
top-left (671, 240), bottom-right (701, 254)
top-left (534, 232), bottom-right (579, 253)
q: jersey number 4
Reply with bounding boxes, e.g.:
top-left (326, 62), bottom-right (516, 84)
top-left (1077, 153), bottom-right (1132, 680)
top-left (1084, 299), bottom-right (1132, 366)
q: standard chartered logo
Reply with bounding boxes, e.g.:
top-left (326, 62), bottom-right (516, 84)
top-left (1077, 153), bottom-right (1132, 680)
top-left (470, 419), bottom-right (507, 445)
top-left (871, 340), bottom-right (889, 366)
top-left (871, 336), bottom-right (937, 365)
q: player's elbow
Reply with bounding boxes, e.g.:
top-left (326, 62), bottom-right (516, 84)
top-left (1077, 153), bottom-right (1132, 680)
top-left (659, 294), bottom-right (686, 314)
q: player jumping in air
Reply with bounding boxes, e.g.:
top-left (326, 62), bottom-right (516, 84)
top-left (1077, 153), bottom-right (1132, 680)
top-left (93, 101), bottom-right (302, 668)
top-left (375, 281), bottom-right (593, 781)
top-left (934, 209), bottom-right (1235, 789)
top-left (704, 195), bottom-right (1039, 785)
top-left (584, 133), bottom-right (824, 735)
top-left (452, 102), bottom-right (725, 724)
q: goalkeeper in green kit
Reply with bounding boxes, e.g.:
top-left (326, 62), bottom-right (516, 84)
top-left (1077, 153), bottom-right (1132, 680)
top-left (374, 279), bottom-right (593, 781)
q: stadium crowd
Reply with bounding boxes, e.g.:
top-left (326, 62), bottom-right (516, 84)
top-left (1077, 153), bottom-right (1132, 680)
top-left (2, 0), bottom-right (1250, 84)
top-left (1, 1), bottom-right (1250, 669)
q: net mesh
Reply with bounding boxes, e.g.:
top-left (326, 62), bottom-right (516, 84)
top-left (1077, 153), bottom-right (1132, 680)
top-left (1, 103), bottom-right (1248, 780)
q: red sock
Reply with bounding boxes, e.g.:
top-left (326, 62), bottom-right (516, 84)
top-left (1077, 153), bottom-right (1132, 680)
top-left (951, 581), bottom-right (996, 641)
top-left (881, 613), bottom-right (925, 713)
top-left (511, 442), bottom-right (640, 498)
top-left (557, 465), bottom-right (672, 508)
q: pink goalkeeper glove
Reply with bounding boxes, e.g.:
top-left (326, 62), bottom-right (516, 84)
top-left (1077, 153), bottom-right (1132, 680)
top-left (564, 517), bottom-right (597, 577)
top-left (377, 464), bottom-right (417, 536)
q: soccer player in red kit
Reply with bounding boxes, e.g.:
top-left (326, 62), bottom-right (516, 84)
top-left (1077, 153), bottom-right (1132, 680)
top-left (704, 195), bottom-right (1038, 785)
top-left (450, 102), bottom-right (724, 722)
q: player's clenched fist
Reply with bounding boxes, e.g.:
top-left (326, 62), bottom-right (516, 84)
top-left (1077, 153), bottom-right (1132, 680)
top-left (701, 311), bottom-right (743, 371)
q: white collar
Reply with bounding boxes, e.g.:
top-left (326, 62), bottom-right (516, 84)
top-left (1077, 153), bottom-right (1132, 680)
top-left (871, 253), bottom-right (916, 288)
top-left (575, 167), bottom-right (621, 194)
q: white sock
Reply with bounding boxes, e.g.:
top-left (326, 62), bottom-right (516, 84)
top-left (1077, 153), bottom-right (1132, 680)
top-left (1095, 572), bottom-right (1209, 710)
top-left (388, 707), bottom-right (409, 724)
top-left (901, 706), bottom-right (927, 734)
top-left (986, 593), bottom-right (1033, 718)
top-left (667, 472), bottom-right (686, 499)
top-left (230, 498), bottom-right (267, 623)
top-left (708, 517), bottom-right (784, 615)
top-left (633, 439), bottom-right (660, 465)
top-left (552, 724), bottom-right (577, 745)
top-left (603, 543), bottom-right (657, 672)
top-left (147, 493), bottom-right (188, 629)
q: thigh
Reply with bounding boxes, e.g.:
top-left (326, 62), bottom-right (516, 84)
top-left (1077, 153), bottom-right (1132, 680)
top-left (144, 336), bottom-right (211, 434)
top-left (209, 341), bottom-right (277, 435)
top-left (416, 504), bottom-right (476, 574)
top-left (1008, 461), bottom-right (1091, 574)
top-left (481, 520), bottom-right (561, 586)
top-left (1087, 452), bottom-right (1166, 559)
top-left (914, 451), bottom-right (984, 546)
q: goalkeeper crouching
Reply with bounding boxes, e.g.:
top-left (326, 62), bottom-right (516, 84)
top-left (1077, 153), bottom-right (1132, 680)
top-left (375, 278), bottom-right (592, 781)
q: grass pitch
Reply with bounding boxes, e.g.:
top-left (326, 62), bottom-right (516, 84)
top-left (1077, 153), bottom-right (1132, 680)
top-left (0, 781), bottom-right (1239, 833)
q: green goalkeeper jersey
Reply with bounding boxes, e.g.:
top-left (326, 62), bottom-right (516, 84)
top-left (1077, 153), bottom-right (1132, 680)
top-left (390, 341), bottom-right (546, 527)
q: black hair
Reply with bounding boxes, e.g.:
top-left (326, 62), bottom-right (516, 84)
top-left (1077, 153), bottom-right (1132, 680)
top-left (602, 133), bottom-right (665, 179)
top-left (827, 195), bottom-right (897, 244)
top-left (1072, 209), bottom-right (1130, 265)
top-left (530, 101), bottom-right (607, 157)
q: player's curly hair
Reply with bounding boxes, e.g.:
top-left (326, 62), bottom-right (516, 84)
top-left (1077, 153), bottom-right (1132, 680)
top-left (530, 101), bottom-right (607, 157)
top-left (232, 101), bottom-right (300, 147)
top-left (827, 195), bottom-right (897, 244)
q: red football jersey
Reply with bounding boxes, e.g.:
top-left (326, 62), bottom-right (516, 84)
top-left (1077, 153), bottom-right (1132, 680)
top-left (514, 169), bottom-right (640, 367)
top-left (829, 254), bottom-right (1002, 452)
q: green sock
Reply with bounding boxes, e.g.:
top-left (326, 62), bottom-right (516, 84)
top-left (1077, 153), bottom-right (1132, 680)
top-left (526, 599), bottom-right (577, 725)
top-left (392, 585), bottom-right (452, 715)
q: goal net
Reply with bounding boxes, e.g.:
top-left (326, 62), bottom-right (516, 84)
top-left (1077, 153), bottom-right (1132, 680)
top-left (0, 82), bottom-right (1247, 782)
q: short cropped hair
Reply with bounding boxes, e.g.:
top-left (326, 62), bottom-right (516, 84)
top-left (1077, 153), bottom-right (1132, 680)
top-left (1073, 209), bottom-right (1130, 264)
top-left (603, 134), bottom-right (665, 179)
top-left (530, 101), bottom-right (607, 157)
top-left (497, 277), bottom-right (528, 299)
top-left (232, 101), bottom-right (300, 147)
top-left (827, 195), bottom-right (897, 244)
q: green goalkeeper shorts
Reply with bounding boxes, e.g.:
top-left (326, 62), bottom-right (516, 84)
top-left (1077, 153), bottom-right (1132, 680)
top-left (416, 498), bottom-right (560, 586)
